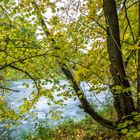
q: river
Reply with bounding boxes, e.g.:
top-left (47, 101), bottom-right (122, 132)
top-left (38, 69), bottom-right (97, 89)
top-left (0, 80), bottom-right (112, 140)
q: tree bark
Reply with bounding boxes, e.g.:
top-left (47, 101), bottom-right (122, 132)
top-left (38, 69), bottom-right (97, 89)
top-left (137, 0), bottom-right (140, 112)
top-left (59, 62), bottom-right (115, 129)
top-left (103, 0), bottom-right (135, 119)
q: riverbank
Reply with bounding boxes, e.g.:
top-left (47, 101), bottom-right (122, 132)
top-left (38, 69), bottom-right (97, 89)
top-left (0, 80), bottom-right (114, 139)
top-left (21, 114), bottom-right (117, 140)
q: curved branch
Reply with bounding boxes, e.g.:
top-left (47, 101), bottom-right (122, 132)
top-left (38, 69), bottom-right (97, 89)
top-left (59, 62), bottom-right (116, 129)
top-left (8, 65), bottom-right (40, 93)
top-left (127, 0), bottom-right (139, 10)
top-left (0, 52), bottom-right (48, 71)
top-left (32, 2), bottom-right (116, 129)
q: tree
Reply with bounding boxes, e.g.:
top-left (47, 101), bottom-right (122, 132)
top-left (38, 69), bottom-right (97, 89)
top-left (0, 0), bottom-right (140, 138)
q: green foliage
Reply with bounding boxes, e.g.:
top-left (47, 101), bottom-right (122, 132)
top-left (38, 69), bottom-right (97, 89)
top-left (0, 0), bottom-right (140, 138)
top-left (21, 116), bottom-right (117, 140)
top-left (117, 112), bottom-right (140, 139)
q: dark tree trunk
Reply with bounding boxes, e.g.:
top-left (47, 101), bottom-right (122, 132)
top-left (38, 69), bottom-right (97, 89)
top-left (137, 0), bottom-right (140, 112)
top-left (103, 0), bottom-right (135, 119)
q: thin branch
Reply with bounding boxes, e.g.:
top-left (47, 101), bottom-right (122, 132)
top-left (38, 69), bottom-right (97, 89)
top-left (124, 19), bottom-right (140, 66)
top-left (0, 86), bottom-right (20, 92)
top-left (0, 51), bottom-right (49, 71)
top-left (0, 5), bottom-right (11, 25)
top-left (51, 54), bottom-right (103, 81)
top-left (124, 50), bottom-right (136, 66)
top-left (8, 65), bottom-right (40, 93)
top-left (127, 0), bottom-right (139, 10)
top-left (124, 2), bottom-right (136, 44)
top-left (121, 23), bottom-right (129, 46)
top-left (121, 40), bottom-right (134, 46)
top-left (89, 17), bottom-right (108, 33)
top-left (86, 83), bottom-right (111, 108)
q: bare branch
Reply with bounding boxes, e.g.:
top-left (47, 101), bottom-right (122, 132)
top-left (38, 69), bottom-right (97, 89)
top-left (123, 1), bottom-right (136, 44)
top-left (0, 86), bottom-right (20, 92)
top-left (89, 17), bottom-right (108, 33)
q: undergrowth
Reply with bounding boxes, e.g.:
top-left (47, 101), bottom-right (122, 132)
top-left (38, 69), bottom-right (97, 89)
top-left (22, 116), bottom-right (117, 140)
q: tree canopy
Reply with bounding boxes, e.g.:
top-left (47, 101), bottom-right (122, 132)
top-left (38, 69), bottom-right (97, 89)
top-left (0, 0), bottom-right (140, 138)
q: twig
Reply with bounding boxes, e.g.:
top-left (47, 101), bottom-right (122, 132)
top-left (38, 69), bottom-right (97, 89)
top-left (0, 51), bottom-right (49, 71)
top-left (0, 86), bottom-right (19, 92)
top-left (0, 5), bottom-right (11, 25)
top-left (123, 1), bottom-right (136, 44)
top-left (9, 65), bottom-right (40, 93)
top-left (89, 17), bottom-right (108, 33)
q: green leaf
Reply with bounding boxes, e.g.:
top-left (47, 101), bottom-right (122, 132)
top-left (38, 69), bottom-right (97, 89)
top-left (121, 129), bottom-right (128, 134)
top-left (134, 131), bottom-right (140, 138)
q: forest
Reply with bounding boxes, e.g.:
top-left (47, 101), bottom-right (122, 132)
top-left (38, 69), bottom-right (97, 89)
top-left (0, 0), bottom-right (140, 139)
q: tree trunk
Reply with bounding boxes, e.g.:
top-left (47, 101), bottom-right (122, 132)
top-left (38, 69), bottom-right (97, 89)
top-left (103, 0), bottom-right (135, 119)
top-left (137, 0), bottom-right (140, 112)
